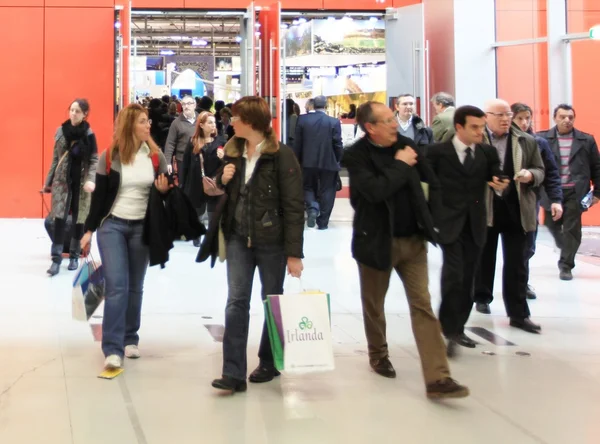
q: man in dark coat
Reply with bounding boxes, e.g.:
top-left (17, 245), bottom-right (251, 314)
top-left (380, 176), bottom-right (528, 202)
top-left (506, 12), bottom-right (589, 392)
top-left (342, 101), bottom-right (469, 400)
top-left (293, 95), bottom-right (343, 230)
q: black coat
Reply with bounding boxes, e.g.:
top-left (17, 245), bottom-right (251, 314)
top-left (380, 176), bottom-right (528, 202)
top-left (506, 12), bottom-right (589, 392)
top-left (180, 137), bottom-right (225, 209)
top-left (426, 141), bottom-right (501, 246)
top-left (293, 111), bottom-right (343, 171)
top-left (341, 134), bottom-right (439, 271)
top-left (537, 127), bottom-right (600, 201)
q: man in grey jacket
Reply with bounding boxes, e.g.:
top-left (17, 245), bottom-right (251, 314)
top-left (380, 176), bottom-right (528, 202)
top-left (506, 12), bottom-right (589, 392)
top-left (165, 95), bottom-right (197, 182)
top-left (474, 99), bottom-right (545, 334)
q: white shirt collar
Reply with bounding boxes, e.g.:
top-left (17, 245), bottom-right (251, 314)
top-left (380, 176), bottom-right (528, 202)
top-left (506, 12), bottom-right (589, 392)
top-left (397, 114), bottom-right (412, 130)
top-left (452, 135), bottom-right (475, 153)
top-left (244, 139), bottom-right (265, 157)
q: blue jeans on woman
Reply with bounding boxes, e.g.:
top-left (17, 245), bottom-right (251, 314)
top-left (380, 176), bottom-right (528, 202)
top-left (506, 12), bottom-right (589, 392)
top-left (97, 217), bottom-right (150, 358)
top-left (222, 234), bottom-right (287, 381)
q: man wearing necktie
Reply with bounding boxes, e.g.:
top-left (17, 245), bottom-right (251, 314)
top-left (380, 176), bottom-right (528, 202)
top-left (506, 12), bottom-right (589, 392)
top-left (427, 106), bottom-right (508, 356)
top-left (473, 99), bottom-right (545, 334)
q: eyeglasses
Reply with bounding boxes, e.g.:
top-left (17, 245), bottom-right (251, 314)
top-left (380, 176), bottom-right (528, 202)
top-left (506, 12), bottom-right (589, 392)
top-left (486, 112), bottom-right (514, 119)
top-left (182, 102), bottom-right (195, 106)
top-left (140, 119), bottom-right (152, 125)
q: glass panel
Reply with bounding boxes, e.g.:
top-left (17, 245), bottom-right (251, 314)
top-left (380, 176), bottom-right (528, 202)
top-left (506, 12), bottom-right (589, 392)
top-left (567, 0), bottom-right (600, 34)
top-left (496, 43), bottom-right (549, 131)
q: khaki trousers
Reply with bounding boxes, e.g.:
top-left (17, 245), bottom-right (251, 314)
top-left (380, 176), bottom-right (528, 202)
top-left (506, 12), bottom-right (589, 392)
top-left (357, 236), bottom-right (450, 385)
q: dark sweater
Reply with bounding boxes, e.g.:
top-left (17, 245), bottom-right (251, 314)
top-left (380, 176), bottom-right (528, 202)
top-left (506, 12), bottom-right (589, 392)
top-left (371, 144), bottom-right (418, 238)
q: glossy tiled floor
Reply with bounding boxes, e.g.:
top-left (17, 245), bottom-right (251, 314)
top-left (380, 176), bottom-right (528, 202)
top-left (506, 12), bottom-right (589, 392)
top-left (1, 204), bottom-right (600, 444)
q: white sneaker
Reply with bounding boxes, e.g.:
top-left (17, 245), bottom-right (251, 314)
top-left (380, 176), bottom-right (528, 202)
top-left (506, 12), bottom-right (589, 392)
top-left (104, 354), bottom-right (122, 369)
top-left (125, 345), bottom-right (141, 359)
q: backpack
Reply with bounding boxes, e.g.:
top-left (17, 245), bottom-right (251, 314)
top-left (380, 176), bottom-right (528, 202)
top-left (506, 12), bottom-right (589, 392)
top-left (105, 151), bottom-right (160, 175)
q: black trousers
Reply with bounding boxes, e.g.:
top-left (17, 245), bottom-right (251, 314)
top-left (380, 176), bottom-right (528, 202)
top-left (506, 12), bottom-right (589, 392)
top-left (544, 188), bottom-right (582, 271)
top-left (303, 168), bottom-right (338, 228)
top-left (474, 213), bottom-right (531, 319)
top-left (439, 219), bottom-right (482, 337)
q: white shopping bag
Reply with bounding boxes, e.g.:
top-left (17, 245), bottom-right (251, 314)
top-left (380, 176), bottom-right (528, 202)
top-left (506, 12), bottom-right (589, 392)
top-left (276, 292), bottom-right (334, 373)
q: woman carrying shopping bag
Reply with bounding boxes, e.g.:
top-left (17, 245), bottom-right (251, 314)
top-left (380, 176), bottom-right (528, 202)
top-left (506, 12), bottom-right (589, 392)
top-left (43, 99), bottom-right (98, 276)
top-left (180, 111), bottom-right (225, 245)
top-left (80, 104), bottom-right (172, 371)
top-left (205, 96), bottom-right (305, 394)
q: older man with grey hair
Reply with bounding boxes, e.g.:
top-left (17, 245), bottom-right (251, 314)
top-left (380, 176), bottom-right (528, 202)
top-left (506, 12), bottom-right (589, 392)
top-left (431, 92), bottom-right (456, 142)
top-left (164, 95), bottom-right (198, 183)
top-left (473, 99), bottom-right (545, 334)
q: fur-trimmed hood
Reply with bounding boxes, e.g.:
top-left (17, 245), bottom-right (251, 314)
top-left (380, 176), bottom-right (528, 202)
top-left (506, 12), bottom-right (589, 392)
top-left (224, 135), bottom-right (280, 158)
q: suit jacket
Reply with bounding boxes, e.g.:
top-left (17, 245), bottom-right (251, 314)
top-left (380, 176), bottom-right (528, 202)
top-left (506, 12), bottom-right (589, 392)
top-left (427, 140), bottom-right (501, 246)
top-left (537, 127), bottom-right (600, 202)
top-left (293, 111), bottom-right (343, 171)
top-left (431, 107), bottom-right (455, 143)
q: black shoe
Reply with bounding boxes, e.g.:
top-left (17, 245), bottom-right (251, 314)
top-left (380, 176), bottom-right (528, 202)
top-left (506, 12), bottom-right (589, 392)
top-left (317, 225), bottom-right (328, 231)
top-left (211, 376), bottom-right (247, 393)
top-left (306, 213), bottom-right (317, 228)
top-left (47, 262), bottom-right (60, 277)
top-left (369, 357), bottom-right (396, 378)
top-left (559, 268), bottom-right (573, 281)
top-left (68, 259), bottom-right (79, 271)
top-left (476, 302), bottom-right (491, 314)
top-left (510, 317), bottom-right (541, 334)
top-left (248, 364), bottom-right (281, 383)
top-left (526, 285), bottom-right (537, 300)
top-left (448, 333), bottom-right (477, 349)
top-left (426, 378), bottom-right (470, 399)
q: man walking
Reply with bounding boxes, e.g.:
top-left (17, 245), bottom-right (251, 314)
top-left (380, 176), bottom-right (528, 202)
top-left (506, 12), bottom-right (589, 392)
top-left (537, 104), bottom-right (600, 280)
top-left (342, 101), bottom-right (469, 399)
top-left (293, 95), bottom-right (343, 230)
top-left (427, 106), bottom-right (507, 355)
top-left (430, 92), bottom-right (456, 143)
top-left (165, 95), bottom-right (198, 183)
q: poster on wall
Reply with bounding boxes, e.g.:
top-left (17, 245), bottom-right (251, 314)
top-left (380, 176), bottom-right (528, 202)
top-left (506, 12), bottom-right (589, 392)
top-left (312, 19), bottom-right (385, 55)
top-left (215, 57), bottom-right (233, 72)
top-left (285, 21), bottom-right (313, 58)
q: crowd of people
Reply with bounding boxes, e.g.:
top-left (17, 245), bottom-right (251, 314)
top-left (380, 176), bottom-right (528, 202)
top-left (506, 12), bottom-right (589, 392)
top-left (41, 90), bottom-right (600, 401)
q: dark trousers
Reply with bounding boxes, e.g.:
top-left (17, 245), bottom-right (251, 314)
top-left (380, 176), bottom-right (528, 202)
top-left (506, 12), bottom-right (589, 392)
top-left (474, 216), bottom-right (530, 319)
top-left (357, 236), bottom-right (450, 385)
top-left (51, 184), bottom-right (84, 263)
top-left (222, 234), bottom-right (287, 381)
top-left (303, 168), bottom-right (337, 228)
top-left (524, 200), bottom-right (541, 288)
top-left (97, 217), bottom-right (150, 358)
top-left (439, 220), bottom-right (482, 337)
top-left (544, 188), bottom-right (582, 271)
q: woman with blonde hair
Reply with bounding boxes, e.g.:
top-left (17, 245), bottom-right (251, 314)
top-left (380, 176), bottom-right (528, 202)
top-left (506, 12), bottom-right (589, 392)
top-left (181, 111), bottom-right (225, 245)
top-left (81, 103), bottom-right (172, 370)
top-left (43, 98), bottom-right (98, 276)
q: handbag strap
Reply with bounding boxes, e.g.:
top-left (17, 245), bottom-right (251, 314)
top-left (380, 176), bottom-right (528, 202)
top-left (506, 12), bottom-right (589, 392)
top-left (199, 150), bottom-right (206, 177)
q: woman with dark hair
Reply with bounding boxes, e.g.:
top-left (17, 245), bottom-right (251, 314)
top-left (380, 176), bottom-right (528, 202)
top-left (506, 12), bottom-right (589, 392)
top-left (284, 98), bottom-right (298, 146)
top-left (208, 96), bottom-right (305, 393)
top-left (43, 99), bottom-right (98, 276)
top-left (80, 103), bottom-right (171, 370)
top-left (181, 111), bottom-right (225, 246)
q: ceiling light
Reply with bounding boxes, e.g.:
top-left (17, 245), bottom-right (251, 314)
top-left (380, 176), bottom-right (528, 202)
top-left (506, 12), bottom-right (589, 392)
top-left (369, 17), bottom-right (378, 22)
top-left (160, 50), bottom-right (175, 55)
top-left (192, 39), bottom-right (208, 46)
top-left (297, 18), bottom-right (307, 24)
top-left (235, 36), bottom-right (243, 43)
top-left (114, 21), bottom-right (122, 29)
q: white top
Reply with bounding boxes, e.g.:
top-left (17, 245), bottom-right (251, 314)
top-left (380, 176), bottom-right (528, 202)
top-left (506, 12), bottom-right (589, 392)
top-left (397, 115), bottom-right (412, 131)
top-left (452, 135), bottom-right (475, 164)
top-left (243, 139), bottom-right (265, 184)
top-left (111, 144), bottom-right (155, 220)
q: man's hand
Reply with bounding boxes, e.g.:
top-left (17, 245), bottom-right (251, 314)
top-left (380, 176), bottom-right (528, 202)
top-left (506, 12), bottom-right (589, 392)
top-left (287, 257), bottom-right (303, 278)
top-left (551, 203), bottom-right (563, 221)
top-left (222, 163), bottom-right (236, 185)
top-left (487, 176), bottom-right (510, 192)
top-left (394, 146), bottom-right (418, 166)
top-left (514, 169), bottom-right (533, 184)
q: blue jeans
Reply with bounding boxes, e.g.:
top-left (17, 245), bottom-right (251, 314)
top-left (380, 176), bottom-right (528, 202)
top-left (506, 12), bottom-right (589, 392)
top-left (97, 217), bottom-right (150, 358)
top-left (222, 234), bottom-right (286, 380)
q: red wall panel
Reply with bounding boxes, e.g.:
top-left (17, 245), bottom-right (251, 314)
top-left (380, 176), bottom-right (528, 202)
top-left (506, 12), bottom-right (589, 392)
top-left (132, 0), bottom-right (184, 7)
top-left (0, 7), bottom-right (44, 217)
top-left (43, 7), bottom-right (115, 218)
top-left (0, 0), bottom-right (42, 5)
top-left (45, 0), bottom-right (114, 6)
top-left (393, 0), bottom-right (421, 6)
top-left (185, 0), bottom-right (250, 7)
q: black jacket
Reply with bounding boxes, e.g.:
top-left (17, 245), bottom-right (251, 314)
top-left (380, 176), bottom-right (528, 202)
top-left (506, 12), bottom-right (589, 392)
top-left (200, 136), bottom-right (305, 260)
top-left (537, 127), bottom-right (600, 201)
top-left (180, 137), bottom-right (225, 209)
top-left (397, 114), bottom-right (434, 153)
top-left (342, 134), bottom-right (439, 271)
top-left (427, 141), bottom-right (501, 246)
top-left (293, 111), bottom-right (343, 171)
top-left (531, 134), bottom-right (562, 207)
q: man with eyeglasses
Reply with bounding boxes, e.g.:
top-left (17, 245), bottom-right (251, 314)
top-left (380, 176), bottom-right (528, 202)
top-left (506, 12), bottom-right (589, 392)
top-left (473, 99), bottom-right (545, 334)
top-left (165, 95), bottom-right (198, 182)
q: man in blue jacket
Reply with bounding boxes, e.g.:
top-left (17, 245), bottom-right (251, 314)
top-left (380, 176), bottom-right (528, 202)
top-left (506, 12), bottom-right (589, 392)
top-left (512, 103), bottom-right (563, 298)
top-left (293, 95), bottom-right (343, 230)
